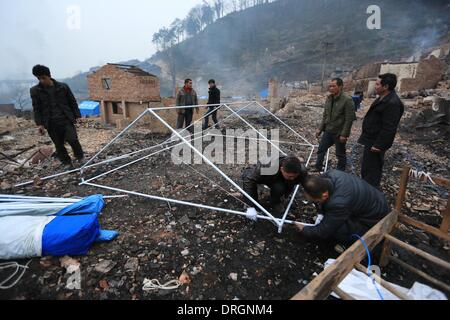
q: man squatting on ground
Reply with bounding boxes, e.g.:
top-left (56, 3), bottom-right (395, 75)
top-left (30, 65), bottom-right (84, 169)
top-left (242, 155), bottom-right (308, 215)
top-left (296, 170), bottom-right (389, 244)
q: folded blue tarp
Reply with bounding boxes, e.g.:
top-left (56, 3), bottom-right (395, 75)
top-left (0, 194), bottom-right (118, 259)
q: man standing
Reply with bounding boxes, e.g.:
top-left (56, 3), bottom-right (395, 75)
top-left (176, 79), bottom-right (199, 134)
top-left (296, 170), bottom-right (389, 243)
top-left (358, 73), bottom-right (404, 188)
top-left (315, 78), bottom-right (356, 172)
top-left (242, 155), bottom-right (308, 215)
top-left (202, 79), bottom-right (221, 130)
top-left (30, 65), bottom-right (84, 168)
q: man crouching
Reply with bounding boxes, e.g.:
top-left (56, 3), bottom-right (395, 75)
top-left (296, 170), bottom-right (389, 244)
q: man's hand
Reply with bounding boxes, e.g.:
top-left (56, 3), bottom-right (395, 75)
top-left (371, 147), bottom-right (382, 153)
top-left (339, 136), bottom-right (348, 144)
top-left (295, 223), bottom-right (304, 232)
top-left (316, 130), bottom-right (322, 139)
top-left (37, 126), bottom-right (45, 136)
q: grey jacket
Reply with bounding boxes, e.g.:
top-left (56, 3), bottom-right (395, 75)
top-left (319, 92), bottom-right (356, 138)
top-left (176, 88), bottom-right (199, 114)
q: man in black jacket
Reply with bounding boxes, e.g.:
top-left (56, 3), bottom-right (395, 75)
top-left (202, 79), bottom-right (221, 130)
top-left (358, 73), bottom-right (404, 188)
top-left (242, 155), bottom-right (308, 215)
top-left (30, 65), bottom-right (84, 167)
top-left (296, 170), bottom-right (389, 243)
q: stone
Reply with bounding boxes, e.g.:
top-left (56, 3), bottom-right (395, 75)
top-left (94, 260), bottom-right (116, 274)
top-left (124, 257), bottom-right (139, 272)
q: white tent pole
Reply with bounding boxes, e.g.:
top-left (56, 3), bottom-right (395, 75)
top-left (80, 134), bottom-right (205, 185)
top-left (222, 104), bottom-right (287, 157)
top-left (147, 108), bottom-right (281, 228)
top-left (82, 108), bottom-right (151, 169)
top-left (254, 101), bottom-right (314, 147)
top-left (83, 181), bottom-right (314, 227)
top-left (278, 185), bottom-right (301, 234)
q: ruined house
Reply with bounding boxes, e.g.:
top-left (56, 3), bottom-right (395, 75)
top-left (0, 104), bottom-right (16, 116)
top-left (345, 53), bottom-right (447, 95)
top-left (87, 63), bottom-right (162, 128)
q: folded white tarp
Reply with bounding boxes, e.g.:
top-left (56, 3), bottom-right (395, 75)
top-left (0, 216), bottom-right (55, 260)
top-left (0, 195), bottom-right (105, 260)
top-left (325, 259), bottom-right (448, 300)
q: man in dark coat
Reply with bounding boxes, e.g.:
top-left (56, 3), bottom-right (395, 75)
top-left (358, 73), bottom-right (405, 188)
top-left (202, 79), bottom-right (221, 130)
top-left (30, 65), bottom-right (84, 167)
top-left (296, 170), bottom-right (389, 243)
top-left (242, 155), bottom-right (308, 215)
top-left (176, 78), bottom-right (199, 134)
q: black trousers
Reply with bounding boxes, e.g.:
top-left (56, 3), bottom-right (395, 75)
top-left (269, 181), bottom-right (294, 205)
top-left (361, 145), bottom-right (386, 188)
top-left (47, 121), bottom-right (84, 164)
top-left (202, 107), bottom-right (219, 130)
top-left (333, 220), bottom-right (371, 244)
top-left (176, 109), bottom-right (194, 133)
top-left (316, 131), bottom-right (347, 171)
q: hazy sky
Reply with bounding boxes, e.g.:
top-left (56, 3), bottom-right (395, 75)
top-left (0, 0), bottom-right (203, 80)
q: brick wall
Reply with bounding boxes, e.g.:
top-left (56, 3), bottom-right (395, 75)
top-left (88, 64), bottom-right (161, 102)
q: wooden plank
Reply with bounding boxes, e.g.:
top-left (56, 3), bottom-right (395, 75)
top-left (399, 215), bottom-right (450, 242)
top-left (333, 287), bottom-right (355, 300)
top-left (440, 194), bottom-right (450, 233)
top-left (384, 234), bottom-right (450, 270)
top-left (389, 256), bottom-right (450, 293)
top-left (354, 263), bottom-right (410, 300)
top-left (291, 210), bottom-right (399, 300)
top-left (433, 176), bottom-right (450, 189)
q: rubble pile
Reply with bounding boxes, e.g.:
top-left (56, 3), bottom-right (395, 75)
top-left (0, 96), bottom-right (449, 300)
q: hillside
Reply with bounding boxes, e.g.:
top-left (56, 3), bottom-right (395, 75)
top-left (148, 0), bottom-right (450, 96)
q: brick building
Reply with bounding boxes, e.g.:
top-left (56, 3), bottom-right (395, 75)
top-left (87, 63), bottom-right (163, 129)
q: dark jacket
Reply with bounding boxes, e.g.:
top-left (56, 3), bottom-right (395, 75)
top-left (319, 92), bottom-right (356, 138)
top-left (242, 155), bottom-right (308, 205)
top-left (207, 86), bottom-right (221, 105)
top-left (302, 170), bottom-right (389, 240)
top-left (30, 79), bottom-right (81, 129)
top-left (358, 91), bottom-right (404, 151)
top-left (176, 87), bottom-right (199, 115)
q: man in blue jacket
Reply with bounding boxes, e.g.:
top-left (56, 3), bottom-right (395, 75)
top-left (296, 170), bottom-right (389, 243)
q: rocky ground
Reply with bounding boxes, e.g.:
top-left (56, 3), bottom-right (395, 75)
top-left (0, 100), bottom-right (449, 300)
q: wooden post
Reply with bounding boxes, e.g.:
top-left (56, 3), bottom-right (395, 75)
top-left (384, 234), bottom-right (450, 270)
top-left (389, 256), bottom-right (450, 293)
top-left (440, 194), bottom-right (450, 234)
top-left (395, 167), bottom-right (411, 211)
top-left (291, 210), bottom-right (398, 300)
top-left (399, 215), bottom-right (450, 242)
top-left (380, 167), bottom-right (410, 267)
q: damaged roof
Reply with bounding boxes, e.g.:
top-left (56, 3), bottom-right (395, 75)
top-left (107, 63), bottom-right (157, 77)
